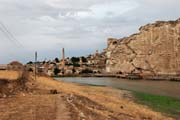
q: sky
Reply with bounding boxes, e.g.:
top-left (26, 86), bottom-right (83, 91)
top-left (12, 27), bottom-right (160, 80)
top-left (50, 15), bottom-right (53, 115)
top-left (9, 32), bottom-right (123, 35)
top-left (0, 0), bottom-right (180, 63)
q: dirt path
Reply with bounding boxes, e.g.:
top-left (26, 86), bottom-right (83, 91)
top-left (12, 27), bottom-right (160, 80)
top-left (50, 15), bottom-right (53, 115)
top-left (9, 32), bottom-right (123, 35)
top-left (0, 94), bottom-right (71, 120)
top-left (55, 95), bottom-right (71, 120)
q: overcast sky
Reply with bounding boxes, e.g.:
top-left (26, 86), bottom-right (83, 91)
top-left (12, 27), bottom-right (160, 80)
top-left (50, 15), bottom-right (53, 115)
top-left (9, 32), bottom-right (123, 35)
top-left (0, 0), bottom-right (180, 63)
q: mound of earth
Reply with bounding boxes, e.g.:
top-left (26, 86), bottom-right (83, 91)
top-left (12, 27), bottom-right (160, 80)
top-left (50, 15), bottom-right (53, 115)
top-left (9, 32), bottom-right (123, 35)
top-left (0, 71), bottom-right (34, 98)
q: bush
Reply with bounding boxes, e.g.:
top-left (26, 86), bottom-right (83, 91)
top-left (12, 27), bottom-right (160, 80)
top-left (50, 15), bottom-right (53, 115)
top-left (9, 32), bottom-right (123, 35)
top-left (81, 56), bottom-right (87, 63)
top-left (73, 63), bottom-right (80, 67)
top-left (65, 63), bottom-right (73, 66)
top-left (81, 69), bottom-right (93, 74)
top-left (55, 58), bottom-right (60, 63)
top-left (71, 57), bottom-right (80, 63)
top-left (54, 68), bottom-right (60, 75)
top-left (27, 61), bottom-right (33, 64)
top-left (28, 68), bottom-right (33, 72)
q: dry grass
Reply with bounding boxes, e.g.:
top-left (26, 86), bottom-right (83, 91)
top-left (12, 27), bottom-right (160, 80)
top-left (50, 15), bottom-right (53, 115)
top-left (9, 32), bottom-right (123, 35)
top-left (0, 72), bottom-right (71, 120)
top-left (0, 71), bottom-right (20, 80)
top-left (0, 95), bottom-right (71, 120)
top-left (0, 71), bottom-right (174, 120)
top-left (36, 76), bottom-right (174, 120)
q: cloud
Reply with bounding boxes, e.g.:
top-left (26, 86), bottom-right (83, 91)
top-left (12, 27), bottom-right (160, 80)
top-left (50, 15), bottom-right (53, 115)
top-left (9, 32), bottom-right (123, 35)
top-left (0, 0), bottom-right (179, 63)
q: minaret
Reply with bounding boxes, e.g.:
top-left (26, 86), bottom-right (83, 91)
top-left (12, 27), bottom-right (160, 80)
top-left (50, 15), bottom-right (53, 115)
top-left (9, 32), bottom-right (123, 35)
top-left (62, 48), bottom-right (65, 67)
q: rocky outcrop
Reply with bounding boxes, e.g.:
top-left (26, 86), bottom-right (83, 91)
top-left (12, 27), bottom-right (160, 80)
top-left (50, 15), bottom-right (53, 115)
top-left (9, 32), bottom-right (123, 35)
top-left (106, 18), bottom-right (180, 75)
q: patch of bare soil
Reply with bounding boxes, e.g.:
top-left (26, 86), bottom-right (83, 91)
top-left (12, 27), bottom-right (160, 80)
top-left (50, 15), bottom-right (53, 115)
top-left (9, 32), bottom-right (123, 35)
top-left (63, 93), bottom-right (161, 120)
top-left (65, 94), bottom-right (107, 120)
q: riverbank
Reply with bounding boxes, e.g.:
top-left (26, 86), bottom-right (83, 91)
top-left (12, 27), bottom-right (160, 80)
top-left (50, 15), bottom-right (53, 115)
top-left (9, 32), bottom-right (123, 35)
top-left (56, 77), bottom-right (180, 98)
top-left (0, 71), bottom-right (176, 120)
top-left (78, 84), bottom-right (180, 119)
top-left (133, 91), bottom-right (180, 119)
top-left (36, 76), bottom-right (174, 120)
top-left (56, 77), bottom-right (180, 119)
top-left (54, 73), bottom-right (180, 82)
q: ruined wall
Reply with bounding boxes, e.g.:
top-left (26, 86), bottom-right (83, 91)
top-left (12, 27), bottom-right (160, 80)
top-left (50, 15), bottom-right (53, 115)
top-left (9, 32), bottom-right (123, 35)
top-left (106, 18), bottom-right (180, 75)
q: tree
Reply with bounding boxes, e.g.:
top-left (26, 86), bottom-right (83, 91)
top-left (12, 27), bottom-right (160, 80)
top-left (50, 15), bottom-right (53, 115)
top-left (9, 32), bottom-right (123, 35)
top-left (71, 57), bottom-right (80, 63)
top-left (81, 56), bottom-right (87, 63)
top-left (55, 58), bottom-right (60, 63)
top-left (73, 63), bottom-right (80, 67)
top-left (81, 69), bottom-right (93, 74)
top-left (27, 61), bottom-right (33, 64)
top-left (54, 68), bottom-right (60, 75)
top-left (43, 61), bottom-right (46, 64)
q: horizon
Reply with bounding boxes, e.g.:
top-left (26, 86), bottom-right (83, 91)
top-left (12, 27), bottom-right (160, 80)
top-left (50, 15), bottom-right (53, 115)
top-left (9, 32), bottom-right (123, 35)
top-left (0, 0), bottom-right (180, 64)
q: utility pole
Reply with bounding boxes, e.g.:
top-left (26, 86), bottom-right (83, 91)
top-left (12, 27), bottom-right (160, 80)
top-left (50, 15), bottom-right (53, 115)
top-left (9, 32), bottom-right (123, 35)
top-left (62, 48), bottom-right (65, 74)
top-left (35, 51), bottom-right (37, 80)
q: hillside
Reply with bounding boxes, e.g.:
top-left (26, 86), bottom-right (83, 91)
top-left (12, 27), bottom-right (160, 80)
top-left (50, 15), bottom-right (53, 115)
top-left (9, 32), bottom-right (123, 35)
top-left (106, 18), bottom-right (180, 76)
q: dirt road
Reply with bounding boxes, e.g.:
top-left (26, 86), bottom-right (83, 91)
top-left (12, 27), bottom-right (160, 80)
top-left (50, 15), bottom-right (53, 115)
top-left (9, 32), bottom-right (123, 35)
top-left (0, 94), bottom-right (72, 120)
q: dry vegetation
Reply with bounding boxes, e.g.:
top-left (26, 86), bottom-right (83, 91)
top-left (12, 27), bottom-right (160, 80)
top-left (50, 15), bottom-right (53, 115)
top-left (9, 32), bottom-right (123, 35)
top-left (0, 71), bottom-right (20, 80)
top-left (0, 71), bottom-right (174, 120)
top-left (36, 76), bottom-right (174, 120)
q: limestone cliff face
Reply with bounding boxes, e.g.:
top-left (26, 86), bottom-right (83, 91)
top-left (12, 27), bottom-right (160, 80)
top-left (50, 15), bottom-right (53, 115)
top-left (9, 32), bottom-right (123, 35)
top-left (106, 18), bottom-right (180, 75)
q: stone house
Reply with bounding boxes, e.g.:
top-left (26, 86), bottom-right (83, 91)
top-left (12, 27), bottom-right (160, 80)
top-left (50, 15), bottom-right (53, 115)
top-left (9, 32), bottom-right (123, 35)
top-left (86, 50), bottom-right (106, 73)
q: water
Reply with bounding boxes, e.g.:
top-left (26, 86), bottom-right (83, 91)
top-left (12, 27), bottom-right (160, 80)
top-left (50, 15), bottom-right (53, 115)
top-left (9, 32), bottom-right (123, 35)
top-left (55, 77), bottom-right (180, 98)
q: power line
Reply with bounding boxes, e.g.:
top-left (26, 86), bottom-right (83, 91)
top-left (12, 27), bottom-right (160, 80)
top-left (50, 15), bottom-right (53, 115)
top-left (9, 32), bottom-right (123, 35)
top-left (0, 21), bottom-right (24, 48)
top-left (0, 26), bottom-right (14, 43)
top-left (0, 20), bottom-right (32, 62)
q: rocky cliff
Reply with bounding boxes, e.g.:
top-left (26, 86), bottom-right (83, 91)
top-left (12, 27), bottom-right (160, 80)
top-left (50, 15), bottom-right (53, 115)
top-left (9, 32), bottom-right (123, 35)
top-left (106, 18), bottom-right (180, 75)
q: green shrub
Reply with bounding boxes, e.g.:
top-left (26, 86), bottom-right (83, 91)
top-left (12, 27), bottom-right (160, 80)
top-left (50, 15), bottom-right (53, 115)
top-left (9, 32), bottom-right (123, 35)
top-left (54, 68), bottom-right (60, 75)
top-left (81, 69), bottom-right (93, 74)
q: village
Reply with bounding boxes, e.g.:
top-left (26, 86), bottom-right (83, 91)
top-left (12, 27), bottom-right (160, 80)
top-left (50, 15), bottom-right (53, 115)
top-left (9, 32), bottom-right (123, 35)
top-left (0, 48), bottom-right (106, 77)
top-left (1, 0), bottom-right (180, 119)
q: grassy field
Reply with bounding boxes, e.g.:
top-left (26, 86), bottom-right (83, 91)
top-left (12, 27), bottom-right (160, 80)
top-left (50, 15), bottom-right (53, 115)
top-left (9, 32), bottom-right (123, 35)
top-left (133, 91), bottom-right (180, 119)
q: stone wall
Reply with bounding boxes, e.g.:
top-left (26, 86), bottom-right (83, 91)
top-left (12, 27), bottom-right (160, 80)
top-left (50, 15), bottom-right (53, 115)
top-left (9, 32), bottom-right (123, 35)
top-left (106, 18), bottom-right (180, 75)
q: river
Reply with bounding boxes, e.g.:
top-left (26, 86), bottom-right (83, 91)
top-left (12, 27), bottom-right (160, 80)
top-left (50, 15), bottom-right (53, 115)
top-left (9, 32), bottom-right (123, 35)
top-left (55, 77), bottom-right (180, 98)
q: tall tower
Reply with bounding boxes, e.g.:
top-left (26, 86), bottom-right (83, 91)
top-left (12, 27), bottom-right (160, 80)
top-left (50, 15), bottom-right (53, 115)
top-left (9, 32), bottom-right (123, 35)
top-left (62, 48), bottom-right (65, 67)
